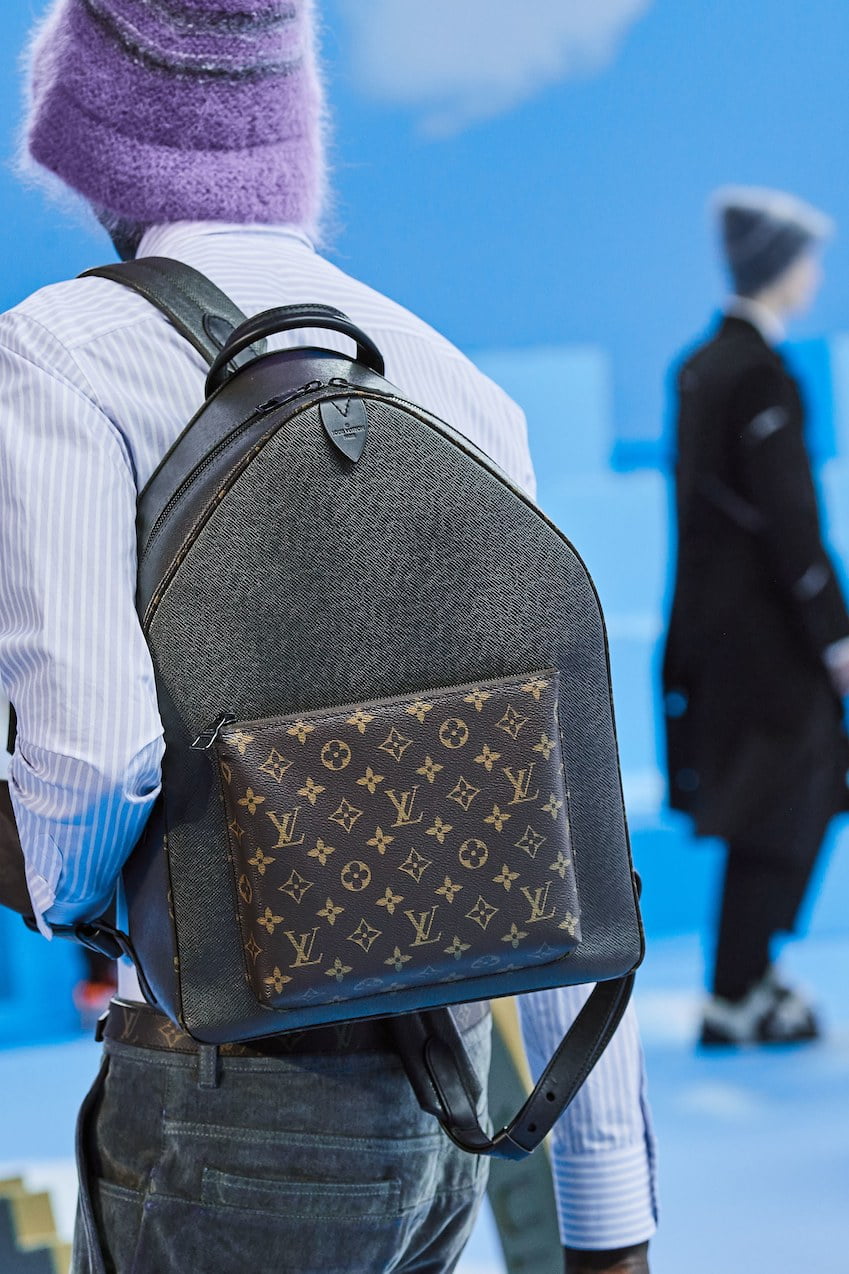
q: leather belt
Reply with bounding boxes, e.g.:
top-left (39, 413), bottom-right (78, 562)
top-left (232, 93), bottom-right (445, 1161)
top-left (99, 997), bottom-right (488, 1058)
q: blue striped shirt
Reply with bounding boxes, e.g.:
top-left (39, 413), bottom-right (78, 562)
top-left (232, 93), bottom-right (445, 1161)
top-left (520, 986), bottom-right (657, 1248)
top-left (0, 221), bottom-right (656, 1249)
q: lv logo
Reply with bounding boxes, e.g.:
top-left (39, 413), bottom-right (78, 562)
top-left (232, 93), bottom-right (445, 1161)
top-left (267, 807), bottom-right (305, 848)
top-left (521, 881), bottom-right (557, 924)
top-left (385, 785), bottom-right (424, 828)
top-left (404, 906), bottom-right (442, 947)
top-left (284, 927), bottom-right (323, 968)
top-left (320, 397), bottom-right (368, 463)
top-left (502, 763), bottom-right (540, 806)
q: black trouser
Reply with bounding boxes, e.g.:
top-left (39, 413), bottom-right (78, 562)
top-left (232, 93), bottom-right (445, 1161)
top-left (712, 841), bottom-right (822, 1001)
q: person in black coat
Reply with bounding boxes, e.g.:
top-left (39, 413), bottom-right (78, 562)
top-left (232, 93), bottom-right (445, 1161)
top-left (663, 186), bottom-right (849, 1045)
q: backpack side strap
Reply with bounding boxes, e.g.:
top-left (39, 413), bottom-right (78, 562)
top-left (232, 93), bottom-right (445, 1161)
top-left (80, 256), bottom-right (266, 368)
top-left (390, 972), bottom-right (635, 1161)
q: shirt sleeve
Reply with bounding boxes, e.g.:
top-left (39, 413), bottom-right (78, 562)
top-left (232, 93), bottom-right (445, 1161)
top-left (375, 328), bottom-right (538, 502)
top-left (734, 362), bottom-right (849, 656)
top-left (0, 312), bottom-right (164, 935)
top-left (456, 368), bottom-right (537, 501)
top-left (518, 986), bottom-right (658, 1250)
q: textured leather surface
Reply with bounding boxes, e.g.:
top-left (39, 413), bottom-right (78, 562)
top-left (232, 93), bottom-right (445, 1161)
top-left (137, 350), bottom-right (391, 588)
top-left (129, 367), bottom-right (643, 1041)
top-left (215, 671), bottom-right (580, 1012)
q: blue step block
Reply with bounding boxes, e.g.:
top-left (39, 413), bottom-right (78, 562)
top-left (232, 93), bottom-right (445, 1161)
top-left (0, 908), bottom-right (82, 1047)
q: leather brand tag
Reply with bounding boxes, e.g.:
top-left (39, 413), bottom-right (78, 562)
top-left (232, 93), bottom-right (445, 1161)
top-left (320, 397), bottom-right (368, 463)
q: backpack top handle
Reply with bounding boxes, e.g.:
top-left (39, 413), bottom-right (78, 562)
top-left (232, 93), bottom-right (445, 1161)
top-left (205, 304), bottom-right (386, 397)
top-left (82, 258), bottom-right (386, 392)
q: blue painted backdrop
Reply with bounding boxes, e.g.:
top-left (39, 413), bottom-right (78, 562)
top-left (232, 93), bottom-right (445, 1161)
top-left (4, 0), bottom-right (849, 453)
top-left (2, 0), bottom-right (849, 1041)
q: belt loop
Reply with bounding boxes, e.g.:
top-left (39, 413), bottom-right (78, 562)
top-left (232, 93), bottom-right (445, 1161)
top-left (198, 1044), bottom-right (220, 1090)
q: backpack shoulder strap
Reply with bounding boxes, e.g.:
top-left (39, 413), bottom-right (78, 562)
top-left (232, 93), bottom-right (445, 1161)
top-left (80, 256), bottom-right (265, 368)
top-left (391, 971), bottom-right (635, 1161)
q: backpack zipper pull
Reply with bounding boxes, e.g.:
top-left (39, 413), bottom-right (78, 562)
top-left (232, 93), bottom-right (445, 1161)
top-left (257, 381), bottom-right (323, 414)
top-left (191, 713), bottom-right (236, 750)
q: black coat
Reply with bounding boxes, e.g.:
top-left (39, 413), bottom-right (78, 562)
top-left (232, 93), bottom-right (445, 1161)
top-left (662, 315), bottom-right (849, 856)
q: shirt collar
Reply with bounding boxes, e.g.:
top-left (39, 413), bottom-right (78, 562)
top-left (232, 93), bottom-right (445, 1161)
top-left (137, 221), bottom-right (315, 259)
top-left (724, 295), bottom-right (786, 346)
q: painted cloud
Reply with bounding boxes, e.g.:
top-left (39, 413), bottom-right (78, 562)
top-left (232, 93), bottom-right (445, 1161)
top-left (335, 0), bottom-right (654, 134)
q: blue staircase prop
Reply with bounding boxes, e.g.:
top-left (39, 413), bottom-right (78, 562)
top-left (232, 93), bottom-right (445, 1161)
top-left (0, 910), bottom-right (81, 1047)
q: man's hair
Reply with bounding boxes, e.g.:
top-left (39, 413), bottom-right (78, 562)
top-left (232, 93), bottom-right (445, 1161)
top-left (95, 209), bottom-right (147, 262)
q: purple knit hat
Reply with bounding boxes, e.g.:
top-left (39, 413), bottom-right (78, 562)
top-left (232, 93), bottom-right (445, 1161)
top-left (24, 0), bottom-right (326, 233)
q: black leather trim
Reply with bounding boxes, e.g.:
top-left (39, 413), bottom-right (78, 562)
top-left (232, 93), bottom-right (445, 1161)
top-left (205, 306), bottom-right (385, 395)
top-left (391, 973), bottom-right (634, 1160)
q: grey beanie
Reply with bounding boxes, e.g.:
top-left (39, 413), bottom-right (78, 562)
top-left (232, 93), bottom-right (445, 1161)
top-left (714, 186), bottom-right (833, 297)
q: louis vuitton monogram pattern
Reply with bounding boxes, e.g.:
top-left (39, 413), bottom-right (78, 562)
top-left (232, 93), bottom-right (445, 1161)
top-left (217, 671), bottom-right (581, 1010)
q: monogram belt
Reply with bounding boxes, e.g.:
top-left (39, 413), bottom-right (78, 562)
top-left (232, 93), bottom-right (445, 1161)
top-left (98, 997), bottom-right (488, 1057)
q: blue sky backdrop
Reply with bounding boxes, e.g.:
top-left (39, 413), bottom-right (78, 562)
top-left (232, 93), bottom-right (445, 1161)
top-left (3, 0), bottom-right (849, 458)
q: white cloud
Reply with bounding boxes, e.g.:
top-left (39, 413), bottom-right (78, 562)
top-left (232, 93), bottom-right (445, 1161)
top-left (335, 0), bottom-right (653, 135)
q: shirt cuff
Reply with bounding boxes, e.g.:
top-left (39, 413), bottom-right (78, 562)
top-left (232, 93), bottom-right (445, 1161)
top-left (552, 1142), bottom-right (658, 1251)
top-left (10, 734), bottom-right (162, 937)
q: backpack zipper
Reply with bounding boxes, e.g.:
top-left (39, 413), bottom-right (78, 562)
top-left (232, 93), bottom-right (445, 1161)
top-left (191, 712), bottom-right (237, 750)
top-left (191, 668), bottom-right (555, 749)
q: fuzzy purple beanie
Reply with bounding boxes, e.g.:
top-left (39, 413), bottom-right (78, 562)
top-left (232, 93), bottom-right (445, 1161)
top-left (24, 0), bottom-right (326, 232)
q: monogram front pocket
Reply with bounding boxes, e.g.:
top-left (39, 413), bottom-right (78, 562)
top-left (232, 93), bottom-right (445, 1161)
top-left (215, 671), bottom-right (581, 1009)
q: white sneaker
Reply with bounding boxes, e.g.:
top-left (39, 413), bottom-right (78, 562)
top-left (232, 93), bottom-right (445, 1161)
top-left (699, 971), bottom-right (820, 1047)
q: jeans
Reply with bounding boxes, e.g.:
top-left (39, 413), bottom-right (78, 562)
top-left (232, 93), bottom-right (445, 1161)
top-left (72, 1014), bottom-right (490, 1274)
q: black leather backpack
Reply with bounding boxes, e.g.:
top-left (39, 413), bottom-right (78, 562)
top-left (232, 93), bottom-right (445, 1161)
top-left (5, 257), bottom-right (643, 1160)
